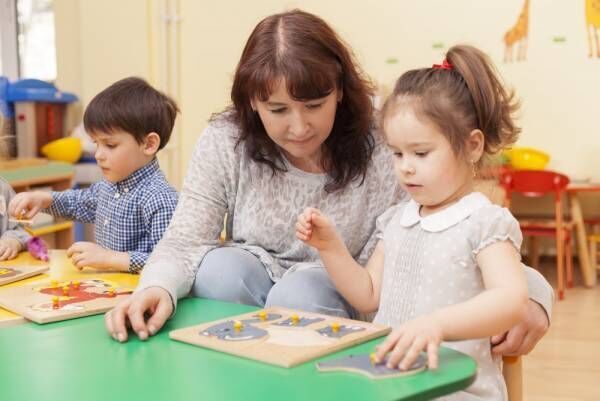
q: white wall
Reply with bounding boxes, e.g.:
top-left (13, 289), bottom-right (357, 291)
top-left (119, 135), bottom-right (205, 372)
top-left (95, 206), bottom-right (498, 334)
top-left (54, 0), bottom-right (600, 190)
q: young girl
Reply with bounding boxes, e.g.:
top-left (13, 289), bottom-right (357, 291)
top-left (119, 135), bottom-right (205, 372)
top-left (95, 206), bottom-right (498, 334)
top-left (0, 140), bottom-right (29, 260)
top-left (296, 44), bottom-right (527, 401)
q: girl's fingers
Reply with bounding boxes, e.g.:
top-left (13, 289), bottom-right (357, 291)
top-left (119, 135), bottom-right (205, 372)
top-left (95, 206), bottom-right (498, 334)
top-left (387, 335), bottom-right (414, 368)
top-left (399, 337), bottom-right (426, 370)
top-left (0, 247), bottom-right (9, 261)
top-left (426, 342), bottom-right (439, 370)
top-left (375, 330), bottom-right (402, 361)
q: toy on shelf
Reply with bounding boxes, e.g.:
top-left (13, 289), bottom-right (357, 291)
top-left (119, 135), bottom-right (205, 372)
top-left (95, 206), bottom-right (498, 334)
top-left (502, 147), bottom-right (549, 170)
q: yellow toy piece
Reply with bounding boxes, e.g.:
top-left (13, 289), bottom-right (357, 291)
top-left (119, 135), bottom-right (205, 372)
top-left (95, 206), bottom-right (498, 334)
top-left (233, 320), bottom-right (243, 332)
top-left (41, 137), bottom-right (82, 164)
top-left (502, 147), bottom-right (549, 170)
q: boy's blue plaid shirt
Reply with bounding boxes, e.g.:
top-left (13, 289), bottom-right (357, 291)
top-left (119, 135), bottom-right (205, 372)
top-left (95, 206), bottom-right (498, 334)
top-left (47, 158), bottom-right (178, 272)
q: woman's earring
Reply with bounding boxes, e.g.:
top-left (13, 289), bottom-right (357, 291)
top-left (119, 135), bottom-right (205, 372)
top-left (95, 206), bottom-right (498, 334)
top-left (471, 160), bottom-right (477, 178)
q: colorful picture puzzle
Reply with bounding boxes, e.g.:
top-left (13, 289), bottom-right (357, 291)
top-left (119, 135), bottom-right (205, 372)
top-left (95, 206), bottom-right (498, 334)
top-left (0, 278), bottom-right (133, 323)
top-left (169, 307), bottom-right (391, 367)
top-left (0, 263), bottom-right (48, 286)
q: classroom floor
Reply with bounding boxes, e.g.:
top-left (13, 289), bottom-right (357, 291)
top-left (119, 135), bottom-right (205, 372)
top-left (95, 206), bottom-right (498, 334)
top-left (524, 260), bottom-right (600, 401)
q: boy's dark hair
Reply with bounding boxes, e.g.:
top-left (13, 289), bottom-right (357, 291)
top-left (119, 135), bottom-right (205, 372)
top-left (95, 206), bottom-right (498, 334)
top-left (227, 9), bottom-right (375, 193)
top-left (83, 77), bottom-right (178, 150)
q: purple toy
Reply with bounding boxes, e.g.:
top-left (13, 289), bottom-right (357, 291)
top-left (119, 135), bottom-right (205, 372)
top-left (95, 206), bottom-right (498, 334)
top-left (27, 237), bottom-right (49, 261)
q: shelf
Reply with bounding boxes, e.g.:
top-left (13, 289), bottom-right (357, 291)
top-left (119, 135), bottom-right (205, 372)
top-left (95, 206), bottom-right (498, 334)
top-left (25, 221), bottom-right (73, 236)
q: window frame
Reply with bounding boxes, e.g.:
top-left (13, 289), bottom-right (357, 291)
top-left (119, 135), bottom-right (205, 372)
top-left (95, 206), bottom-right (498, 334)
top-left (0, 0), bottom-right (20, 79)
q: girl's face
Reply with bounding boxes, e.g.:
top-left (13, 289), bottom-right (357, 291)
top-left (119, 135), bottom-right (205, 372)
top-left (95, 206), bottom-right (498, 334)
top-left (384, 106), bottom-right (475, 216)
top-left (252, 78), bottom-right (340, 173)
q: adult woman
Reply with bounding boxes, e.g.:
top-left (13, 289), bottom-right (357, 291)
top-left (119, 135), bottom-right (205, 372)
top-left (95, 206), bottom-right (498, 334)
top-left (105, 10), bottom-right (552, 355)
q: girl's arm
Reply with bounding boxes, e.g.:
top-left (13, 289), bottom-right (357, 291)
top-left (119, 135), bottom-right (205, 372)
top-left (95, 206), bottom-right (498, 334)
top-left (296, 207), bottom-right (385, 312)
top-left (434, 241), bottom-right (528, 339)
top-left (376, 240), bottom-right (528, 370)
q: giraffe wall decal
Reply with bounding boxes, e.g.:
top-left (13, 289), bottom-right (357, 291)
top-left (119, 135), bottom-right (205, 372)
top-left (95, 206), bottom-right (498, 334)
top-left (586, 0), bottom-right (600, 57)
top-left (504, 0), bottom-right (530, 62)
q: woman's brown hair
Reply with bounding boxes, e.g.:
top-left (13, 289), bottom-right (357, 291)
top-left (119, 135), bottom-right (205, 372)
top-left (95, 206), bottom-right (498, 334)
top-left (227, 9), bottom-right (375, 192)
top-left (381, 44), bottom-right (520, 164)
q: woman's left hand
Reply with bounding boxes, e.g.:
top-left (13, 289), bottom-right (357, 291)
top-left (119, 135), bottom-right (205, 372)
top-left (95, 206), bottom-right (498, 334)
top-left (375, 315), bottom-right (443, 370)
top-left (491, 299), bottom-right (549, 356)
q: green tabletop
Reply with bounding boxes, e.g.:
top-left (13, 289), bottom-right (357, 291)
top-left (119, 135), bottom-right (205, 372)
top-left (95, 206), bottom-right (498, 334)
top-left (0, 298), bottom-right (476, 401)
top-left (0, 160), bottom-right (74, 183)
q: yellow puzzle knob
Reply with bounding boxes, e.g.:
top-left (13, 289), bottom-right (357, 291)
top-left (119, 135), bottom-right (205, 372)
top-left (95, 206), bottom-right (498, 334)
top-left (52, 296), bottom-right (60, 309)
top-left (331, 322), bottom-right (340, 333)
top-left (233, 321), bottom-right (243, 332)
top-left (291, 314), bottom-right (299, 325)
top-left (259, 311), bottom-right (267, 321)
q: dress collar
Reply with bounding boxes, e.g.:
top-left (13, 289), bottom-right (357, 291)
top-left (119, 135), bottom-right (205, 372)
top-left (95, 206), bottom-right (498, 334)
top-left (399, 192), bottom-right (490, 232)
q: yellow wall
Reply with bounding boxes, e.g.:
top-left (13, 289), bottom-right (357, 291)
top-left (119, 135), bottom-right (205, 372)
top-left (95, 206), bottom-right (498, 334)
top-left (54, 0), bottom-right (600, 187)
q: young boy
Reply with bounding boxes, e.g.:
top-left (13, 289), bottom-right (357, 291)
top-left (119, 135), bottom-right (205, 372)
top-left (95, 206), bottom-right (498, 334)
top-left (9, 77), bottom-right (179, 273)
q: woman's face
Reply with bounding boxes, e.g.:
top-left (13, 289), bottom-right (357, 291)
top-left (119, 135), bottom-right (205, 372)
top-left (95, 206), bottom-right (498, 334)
top-left (252, 79), bottom-right (340, 173)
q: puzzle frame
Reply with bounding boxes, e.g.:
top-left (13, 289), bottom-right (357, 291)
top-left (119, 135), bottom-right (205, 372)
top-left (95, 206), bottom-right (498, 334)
top-left (0, 263), bottom-right (48, 286)
top-left (0, 278), bottom-right (133, 324)
top-left (169, 306), bottom-right (391, 368)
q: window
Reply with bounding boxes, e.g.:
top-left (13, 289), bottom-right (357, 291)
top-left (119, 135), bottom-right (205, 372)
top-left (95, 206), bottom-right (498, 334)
top-left (0, 0), bottom-right (56, 81)
top-left (17, 0), bottom-right (56, 80)
top-left (0, 0), bottom-right (19, 79)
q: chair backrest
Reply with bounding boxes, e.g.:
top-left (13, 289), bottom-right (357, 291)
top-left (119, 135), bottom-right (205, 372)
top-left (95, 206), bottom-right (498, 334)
top-left (499, 170), bottom-right (570, 202)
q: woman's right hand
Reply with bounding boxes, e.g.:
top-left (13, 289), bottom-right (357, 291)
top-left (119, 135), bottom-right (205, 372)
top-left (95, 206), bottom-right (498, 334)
top-left (296, 207), bottom-right (343, 252)
top-left (8, 191), bottom-right (52, 219)
top-left (104, 286), bottom-right (173, 342)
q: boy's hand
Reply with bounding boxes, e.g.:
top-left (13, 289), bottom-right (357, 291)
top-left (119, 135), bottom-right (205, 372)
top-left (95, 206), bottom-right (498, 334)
top-left (295, 207), bottom-right (343, 252)
top-left (0, 238), bottom-right (21, 260)
top-left (8, 191), bottom-right (52, 219)
top-left (374, 315), bottom-right (443, 370)
top-left (67, 242), bottom-right (129, 272)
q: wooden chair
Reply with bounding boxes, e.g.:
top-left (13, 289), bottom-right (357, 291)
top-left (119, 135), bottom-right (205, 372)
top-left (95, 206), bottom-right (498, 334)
top-left (499, 170), bottom-right (573, 300)
top-left (589, 233), bottom-right (600, 271)
top-left (503, 356), bottom-right (523, 401)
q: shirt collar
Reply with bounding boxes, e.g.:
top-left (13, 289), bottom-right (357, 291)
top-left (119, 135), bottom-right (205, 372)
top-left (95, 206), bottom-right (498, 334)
top-left (399, 192), bottom-right (490, 232)
top-left (115, 158), bottom-right (160, 191)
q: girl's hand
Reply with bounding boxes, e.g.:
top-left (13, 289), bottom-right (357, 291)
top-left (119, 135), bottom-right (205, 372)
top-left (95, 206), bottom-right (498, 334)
top-left (8, 191), bottom-right (52, 220)
top-left (295, 207), bottom-right (343, 252)
top-left (375, 315), bottom-right (443, 370)
top-left (0, 238), bottom-right (20, 260)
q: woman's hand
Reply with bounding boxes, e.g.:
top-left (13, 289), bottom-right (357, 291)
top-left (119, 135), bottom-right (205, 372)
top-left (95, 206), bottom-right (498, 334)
top-left (104, 287), bottom-right (173, 342)
top-left (375, 314), bottom-right (443, 370)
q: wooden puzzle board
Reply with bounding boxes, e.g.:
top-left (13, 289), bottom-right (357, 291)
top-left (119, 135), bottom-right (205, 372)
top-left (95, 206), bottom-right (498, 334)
top-left (0, 308), bottom-right (25, 328)
top-left (169, 307), bottom-right (391, 368)
top-left (0, 278), bottom-right (134, 324)
top-left (0, 263), bottom-right (48, 286)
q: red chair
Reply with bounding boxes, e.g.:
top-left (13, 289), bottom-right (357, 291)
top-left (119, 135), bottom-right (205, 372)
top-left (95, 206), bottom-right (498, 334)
top-left (499, 170), bottom-right (574, 300)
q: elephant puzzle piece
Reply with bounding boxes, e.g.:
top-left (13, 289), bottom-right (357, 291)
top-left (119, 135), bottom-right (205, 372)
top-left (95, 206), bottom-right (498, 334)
top-left (170, 306), bottom-right (391, 367)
